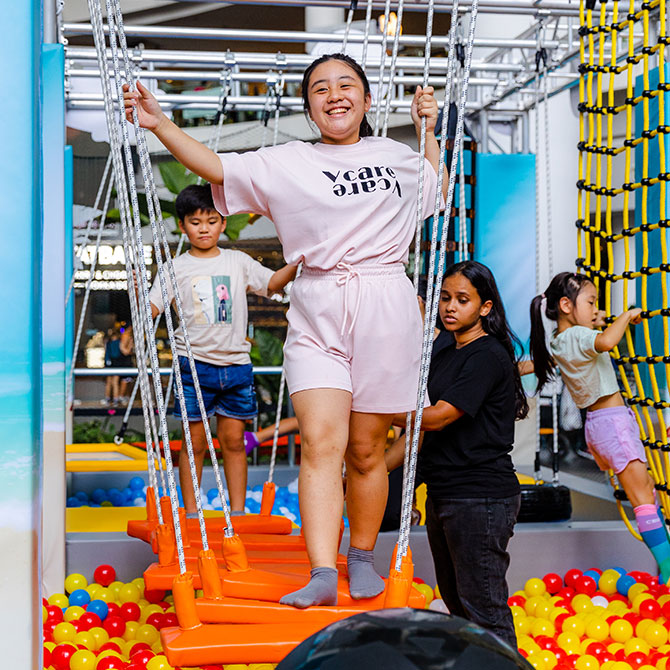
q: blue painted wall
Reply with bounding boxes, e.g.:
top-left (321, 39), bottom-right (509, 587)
top-left (474, 153), bottom-right (537, 353)
top-left (0, 1), bottom-right (42, 665)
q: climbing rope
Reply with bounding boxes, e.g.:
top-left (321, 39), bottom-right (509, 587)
top-left (577, 0), bottom-right (670, 536)
top-left (361, 0), bottom-right (375, 72)
top-left (373, 0), bottom-right (394, 136)
top-left (397, 0), bottom-right (479, 570)
top-left (381, 0), bottom-right (405, 138)
top-left (341, 0), bottom-right (358, 53)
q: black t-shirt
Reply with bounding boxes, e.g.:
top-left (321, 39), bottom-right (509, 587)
top-left (418, 333), bottom-right (520, 499)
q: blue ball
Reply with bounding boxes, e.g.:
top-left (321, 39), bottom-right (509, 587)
top-left (110, 492), bottom-right (124, 506)
top-left (610, 566), bottom-right (627, 576)
top-left (583, 570), bottom-right (600, 581)
top-left (91, 488), bottom-right (107, 504)
top-left (67, 497), bottom-right (81, 507)
top-left (108, 487), bottom-right (121, 497)
top-left (129, 476), bottom-right (144, 490)
top-left (252, 485), bottom-right (263, 493)
top-left (75, 491), bottom-right (89, 502)
top-left (616, 574), bottom-right (636, 596)
top-left (69, 589), bottom-right (91, 607)
top-left (87, 599), bottom-right (108, 620)
top-left (207, 488), bottom-right (218, 502)
top-left (247, 500), bottom-right (261, 514)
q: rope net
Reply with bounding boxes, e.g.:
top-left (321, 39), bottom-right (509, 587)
top-left (577, 0), bottom-right (670, 535)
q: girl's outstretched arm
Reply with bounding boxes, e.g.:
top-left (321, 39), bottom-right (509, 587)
top-left (391, 400), bottom-right (464, 432)
top-left (595, 308), bottom-right (642, 352)
top-left (123, 82), bottom-right (223, 185)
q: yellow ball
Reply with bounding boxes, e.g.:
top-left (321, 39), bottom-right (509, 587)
top-left (537, 651), bottom-right (557, 670)
top-left (660, 644), bottom-right (670, 653)
top-left (151, 641), bottom-right (163, 654)
top-left (571, 594), bottom-right (594, 613)
top-left (225, 666), bottom-right (249, 670)
top-left (434, 584), bottom-right (440, 599)
top-left (414, 583), bottom-right (434, 605)
top-left (549, 607), bottom-right (569, 623)
top-left (627, 583), bottom-right (649, 602)
top-left (42, 605), bottom-right (48, 623)
top-left (140, 604), bottom-right (164, 623)
top-left (632, 592), bottom-right (654, 613)
top-left (118, 583), bottom-right (142, 604)
top-left (64, 573), bottom-right (88, 594)
top-left (53, 622), bottom-right (77, 644)
top-left (574, 655), bottom-right (600, 670)
top-left (534, 601), bottom-right (553, 620)
top-left (561, 616), bottom-right (586, 637)
top-left (97, 649), bottom-right (123, 661)
top-left (607, 642), bottom-right (624, 655)
top-left (249, 665), bottom-right (274, 670)
top-left (109, 636), bottom-right (126, 650)
top-left (108, 581), bottom-right (124, 599)
top-left (70, 649), bottom-right (96, 670)
top-left (86, 584), bottom-right (101, 598)
top-left (95, 587), bottom-right (113, 603)
top-left (530, 619), bottom-right (556, 638)
top-left (122, 620), bottom-right (139, 641)
top-left (557, 632), bottom-right (581, 652)
top-left (63, 606), bottom-right (86, 622)
top-left (526, 658), bottom-right (546, 670)
top-left (635, 619), bottom-right (652, 638)
top-left (585, 618), bottom-right (609, 642)
top-left (73, 631), bottom-right (95, 650)
top-left (643, 621), bottom-right (668, 647)
top-left (611, 663), bottom-right (635, 670)
top-left (510, 605), bottom-right (526, 620)
top-left (609, 618), bottom-right (634, 643)
top-left (48, 593), bottom-right (69, 608)
top-left (524, 596), bottom-right (545, 617)
top-left (164, 595), bottom-right (174, 605)
top-left (131, 577), bottom-right (145, 593)
top-left (525, 578), bottom-right (547, 598)
top-left (623, 637), bottom-right (650, 656)
top-left (88, 626), bottom-right (109, 651)
top-left (579, 638), bottom-right (597, 655)
top-left (135, 623), bottom-right (160, 645)
top-left (514, 616), bottom-right (534, 635)
top-left (146, 656), bottom-right (174, 670)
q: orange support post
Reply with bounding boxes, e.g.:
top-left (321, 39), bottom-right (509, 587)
top-left (260, 481), bottom-right (275, 516)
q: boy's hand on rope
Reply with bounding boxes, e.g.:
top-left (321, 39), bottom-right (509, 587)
top-left (123, 81), bottom-right (166, 132)
top-left (411, 85), bottom-right (439, 134)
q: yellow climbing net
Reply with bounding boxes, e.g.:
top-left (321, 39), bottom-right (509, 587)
top-left (577, 0), bottom-right (670, 537)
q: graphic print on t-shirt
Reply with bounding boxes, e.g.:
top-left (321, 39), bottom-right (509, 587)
top-left (322, 165), bottom-right (402, 198)
top-left (191, 275), bottom-right (232, 326)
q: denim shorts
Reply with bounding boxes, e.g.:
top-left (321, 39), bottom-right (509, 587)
top-left (173, 356), bottom-right (257, 421)
top-left (584, 405), bottom-right (646, 474)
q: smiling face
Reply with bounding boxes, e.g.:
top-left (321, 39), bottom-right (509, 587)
top-left (561, 281), bottom-right (599, 328)
top-left (179, 208), bottom-right (226, 254)
top-left (305, 59), bottom-right (372, 145)
top-left (439, 273), bottom-right (493, 338)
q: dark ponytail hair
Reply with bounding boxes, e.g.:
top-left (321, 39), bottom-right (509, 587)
top-left (530, 271), bottom-right (594, 392)
top-left (301, 53), bottom-right (373, 139)
top-left (444, 261), bottom-right (529, 420)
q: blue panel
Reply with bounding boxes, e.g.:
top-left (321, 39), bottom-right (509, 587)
top-left (635, 65), bottom-right (670, 392)
top-left (474, 153), bottom-right (536, 353)
top-left (65, 147), bottom-right (74, 371)
top-left (0, 1), bottom-right (42, 666)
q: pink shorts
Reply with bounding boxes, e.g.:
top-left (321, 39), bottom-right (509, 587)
top-left (584, 406), bottom-right (646, 473)
top-left (284, 263), bottom-right (423, 414)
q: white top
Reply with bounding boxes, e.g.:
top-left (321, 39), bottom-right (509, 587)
top-left (149, 248), bottom-right (274, 366)
top-left (211, 136), bottom-right (441, 271)
top-left (550, 325), bottom-right (620, 409)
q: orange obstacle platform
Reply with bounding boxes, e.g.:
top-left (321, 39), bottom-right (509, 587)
top-left (160, 566), bottom-right (426, 667)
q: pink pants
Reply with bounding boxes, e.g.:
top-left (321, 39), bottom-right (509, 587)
top-left (584, 406), bottom-right (646, 474)
top-left (284, 263), bottom-right (423, 414)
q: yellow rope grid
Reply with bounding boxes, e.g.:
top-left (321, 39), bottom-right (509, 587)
top-left (577, 0), bottom-right (670, 538)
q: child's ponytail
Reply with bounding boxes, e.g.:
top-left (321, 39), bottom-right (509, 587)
top-left (530, 271), bottom-right (594, 393)
top-left (529, 294), bottom-right (555, 393)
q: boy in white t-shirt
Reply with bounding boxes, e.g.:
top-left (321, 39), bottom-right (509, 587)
top-left (149, 185), bottom-right (297, 516)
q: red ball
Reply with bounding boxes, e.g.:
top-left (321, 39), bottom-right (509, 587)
top-left (614, 649), bottom-right (628, 661)
top-left (554, 612), bottom-right (570, 632)
top-left (98, 641), bottom-right (122, 654)
top-left (507, 595), bottom-right (526, 608)
top-left (518, 649), bottom-right (528, 659)
top-left (587, 567), bottom-right (603, 576)
top-left (145, 612), bottom-right (164, 630)
top-left (200, 666), bottom-right (224, 670)
top-left (157, 601), bottom-right (170, 611)
top-left (623, 612), bottom-right (641, 627)
top-left (130, 648), bottom-right (155, 667)
top-left (103, 615), bottom-right (126, 638)
top-left (44, 620), bottom-right (59, 636)
top-left (575, 575), bottom-right (597, 596)
top-left (162, 613), bottom-right (178, 628)
top-left (639, 598), bottom-right (662, 620)
top-left (106, 602), bottom-right (121, 618)
top-left (599, 653), bottom-right (615, 664)
top-left (44, 645), bottom-right (52, 668)
top-left (543, 573), bottom-right (563, 594)
top-left (413, 577), bottom-right (425, 584)
top-left (70, 619), bottom-right (83, 633)
top-left (119, 602), bottom-right (141, 622)
top-left (127, 665), bottom-right (145, 670)
top-left (627, 651), bottom-right (650, 668)
top-left (554, 648), bottom-right (568, 663)
top-left (51, 643), bottom-right (77, 670)
top-left (78, 612), bottom-right (102, 631)
top-left (586, 642), bottom-right (608, 658)
top-left (649, 651), bottom-right (664, 665)
top-left (144, 588), bottom-right (165, 604)
top-left (557, 587), bottom-right (576, 600)
top-left (46, 605), bottom-right (64, 622)
top-left (564, 569), bottom-right (583, 589)
top-left (96, 656), bottom-right (125, 670)
top-left (93, 564), bottom-right (116, 587)
top-left (128, 643), bottom-right (151, 658)
top-left (566, 654), bottom-right (581, 667)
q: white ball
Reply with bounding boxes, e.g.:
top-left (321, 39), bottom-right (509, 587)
top-left (428, 598), bottom-right (449, 613)
top-left (591, 595), bottom-right (609, 608)
top-left (134, 498), bottom-right (145, 506)
top-left (288, 477), bottom-right (299, 494)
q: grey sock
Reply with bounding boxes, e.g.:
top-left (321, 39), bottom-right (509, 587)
top-left (279, 567), bottom-right (338, 608)
top-left (347, 546), bottom-right (385, 599)
top-left (185, 512), bottom-right (198, 519)
top-left (231, 510), bottom-right (246, 516)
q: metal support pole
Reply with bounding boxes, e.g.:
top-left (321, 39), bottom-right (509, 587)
top-left (44, 0), bottom-right (57, 43)
top-left (521, 110), bottom-right (530, 153)
top-left (480, 110), bottom-right (489, 153)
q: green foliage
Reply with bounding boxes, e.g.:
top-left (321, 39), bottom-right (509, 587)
top-left (225, 213), bottom-right (252, 241)
top-left (158, 161), bottom-right (199, 195)
top-left (250, 329), bottom-right (285, 427)
top-left (73, 418), bottom-right (117, 443)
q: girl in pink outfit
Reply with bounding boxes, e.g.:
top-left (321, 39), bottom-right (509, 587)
top-left (124, 53), bottom-right (446, 608)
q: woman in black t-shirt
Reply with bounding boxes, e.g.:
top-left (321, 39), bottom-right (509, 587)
top-left (386, 261), bottom-right (528, 647)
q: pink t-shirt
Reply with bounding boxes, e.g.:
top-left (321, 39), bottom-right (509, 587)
top-left (211, 136), bottom-right (442, 270)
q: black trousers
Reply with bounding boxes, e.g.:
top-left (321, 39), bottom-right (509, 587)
top-left (425, 494), bottom-right (521, 648)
